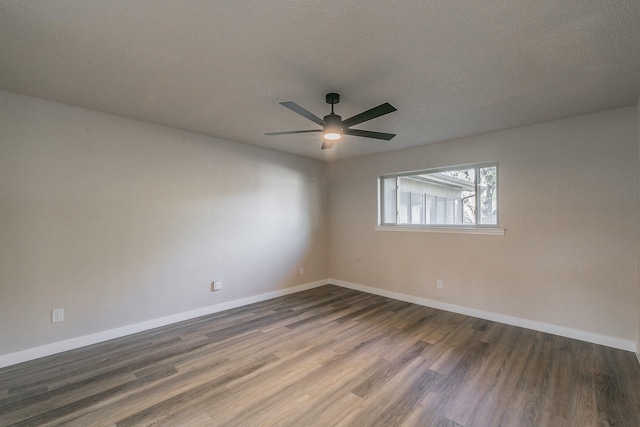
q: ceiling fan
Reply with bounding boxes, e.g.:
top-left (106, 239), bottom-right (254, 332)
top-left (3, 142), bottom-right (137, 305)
top-left (265, 93), bottom-right (397, 150)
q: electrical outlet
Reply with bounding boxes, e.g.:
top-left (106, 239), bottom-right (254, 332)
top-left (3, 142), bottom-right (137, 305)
top-left (52, 308), bottom-right (64, 323)
top-left (299, 267), bottom-right (304, 275)
top-left (436, 280), bottom-right (443, 290)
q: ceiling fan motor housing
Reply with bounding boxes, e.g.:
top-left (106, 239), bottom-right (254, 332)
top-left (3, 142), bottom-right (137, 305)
top-left (323, 113), bottom-right (342, 127)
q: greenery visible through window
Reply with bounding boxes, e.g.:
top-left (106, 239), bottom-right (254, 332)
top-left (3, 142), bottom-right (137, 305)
top-left (380, 164), bottom-right (498, 226)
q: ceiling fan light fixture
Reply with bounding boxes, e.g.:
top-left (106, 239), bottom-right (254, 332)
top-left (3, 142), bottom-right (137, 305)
top-left (323, 112), bottom-right (342, 140)
top-left (323, 130), bottom-right (342, 140)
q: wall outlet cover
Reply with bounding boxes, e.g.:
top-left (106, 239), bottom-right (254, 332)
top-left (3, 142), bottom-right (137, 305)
top-left (52, 308), bottom-right (64, 323)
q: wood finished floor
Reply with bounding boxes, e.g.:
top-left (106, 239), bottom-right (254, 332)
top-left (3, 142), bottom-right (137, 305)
top-left (1, 285), bottom-right (639, 427)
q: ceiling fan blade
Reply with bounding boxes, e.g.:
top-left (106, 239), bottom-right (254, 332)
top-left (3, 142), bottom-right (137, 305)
top-left (321, 139), bottom-right (334, 150)
top-left (280, 102), bottom-right (324, 126)
top-left (264, 129), bottom-right (322, 136)
top-left (342, 102), bottom-right (397, 128)
top-left (343, 129), bottom-right (396, 141)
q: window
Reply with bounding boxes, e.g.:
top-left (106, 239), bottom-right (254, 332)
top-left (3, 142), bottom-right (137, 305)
top-left (379, 163), bottom-right (500, 232)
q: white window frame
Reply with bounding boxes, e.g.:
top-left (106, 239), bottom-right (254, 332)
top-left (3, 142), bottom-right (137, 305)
top-left (377, 163), bottom-right (505, 235)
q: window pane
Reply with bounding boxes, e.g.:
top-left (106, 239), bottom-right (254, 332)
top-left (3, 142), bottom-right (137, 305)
top-left (437, 168), bottom-right (475, 183)
top-left (445, 197), bottom-right (454, 224)
top-left (410, 193), bottom-right (425, 224)
top-left (398, 191), bottom-right (411, 224)
top-left (436, 196), bottom-right (445, 222)
top-left (479, 166), bottom-right (498, 224)
top-left (382, 177), bottom-right (396, 224)
top-left (462, 190), bottom-right (476, 224)
top-left (454, 198), bottom-right (462, 224)
top-left (414, 167), bottom-right (476, 225)
top-left (426, 195), bottom-right (437, 224)
top-left (379, 163), bottom-right (498, 228)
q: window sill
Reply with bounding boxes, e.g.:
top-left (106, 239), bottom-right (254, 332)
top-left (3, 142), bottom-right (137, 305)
top-left (375, 225), bottom-right (506, 235)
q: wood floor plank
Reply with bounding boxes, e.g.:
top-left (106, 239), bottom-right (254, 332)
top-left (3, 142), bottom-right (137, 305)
top-left (1, 285), bottom-right (639, 426)
top-left (351, 340), bottom-right (429, 398)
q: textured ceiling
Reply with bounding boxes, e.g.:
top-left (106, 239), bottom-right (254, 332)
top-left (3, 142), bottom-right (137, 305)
top-left (1, 1), bottom-right (639, 161)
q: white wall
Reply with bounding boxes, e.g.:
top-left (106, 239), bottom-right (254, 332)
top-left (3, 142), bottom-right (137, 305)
top-left (0, 91), bottom-right (328, 356)
top-left (328, 107), bottom-right (638, 341)
top-left (637, 97), bottom-right (640, 353)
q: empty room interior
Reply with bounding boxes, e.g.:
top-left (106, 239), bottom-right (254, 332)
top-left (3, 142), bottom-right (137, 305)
top-left (1, 1), bottom-right (640, 426)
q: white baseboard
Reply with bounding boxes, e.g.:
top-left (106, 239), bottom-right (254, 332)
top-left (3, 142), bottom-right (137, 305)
top-left (1, 278), bottom-right (637, 369)
top-left (329, 279), bottom-right (638, 353)
top-left (0, 280), bottom-right (328, 369)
